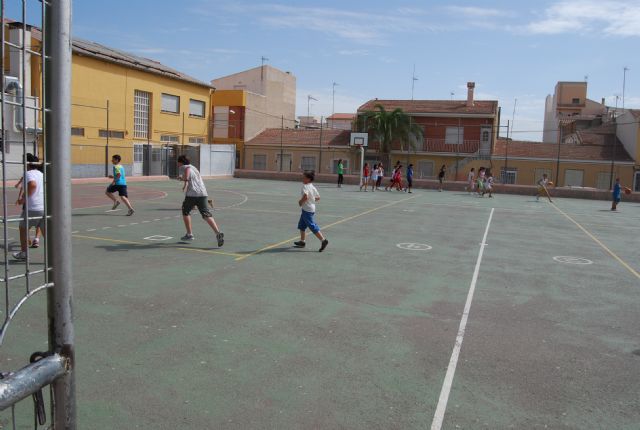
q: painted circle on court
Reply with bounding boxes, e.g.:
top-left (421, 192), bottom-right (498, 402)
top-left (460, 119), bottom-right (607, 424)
top-left (396, 243), bottom-right (432, 251)
top-left (553, 256), bottom-right (593, 265)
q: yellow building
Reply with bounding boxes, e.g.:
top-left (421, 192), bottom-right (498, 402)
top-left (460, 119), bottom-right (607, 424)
top-left (22, 24), bottom-right (214, 177)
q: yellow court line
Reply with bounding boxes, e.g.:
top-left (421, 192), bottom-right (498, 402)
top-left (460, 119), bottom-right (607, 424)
top-left (551, 203), bottom-right (640, 280)
top-left (235, 195), bottom-right (418, 261)
top-left (72, 233), bottom-right (242, 258)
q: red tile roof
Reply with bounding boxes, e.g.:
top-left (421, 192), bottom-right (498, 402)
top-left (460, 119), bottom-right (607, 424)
top-left (493, 138), bottom-right (633, 162)
top-left (246, 129), bottom-right (351, 147)
top-left (358, 100), bottom-right (498, 116)
top-left (327, 113), bottom-right (356, 120)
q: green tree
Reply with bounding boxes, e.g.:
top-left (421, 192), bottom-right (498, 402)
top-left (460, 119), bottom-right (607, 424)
top-left (358, 104), bottom-right (423, 166)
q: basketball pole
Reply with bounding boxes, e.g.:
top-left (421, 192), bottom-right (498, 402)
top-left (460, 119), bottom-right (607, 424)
top-left (359, 145), bottom-right (364, 187)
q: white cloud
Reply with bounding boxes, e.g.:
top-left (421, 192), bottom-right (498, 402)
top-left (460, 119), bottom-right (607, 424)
top-left (446, 6), bottom-right (514, 18)
top-left (526, 0), bottom-right (640, 36)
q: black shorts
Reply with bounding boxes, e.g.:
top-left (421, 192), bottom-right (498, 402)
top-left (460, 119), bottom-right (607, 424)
top-left (107, 184), bottom-right (128, 197)
top-left (182, 196), bottom-right (212, 218)
top-left (407, 178), bottom-right (413, 186)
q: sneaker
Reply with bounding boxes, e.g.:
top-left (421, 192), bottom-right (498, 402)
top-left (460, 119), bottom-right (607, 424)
top-left (181, 234), bottom-right (195, 241)
top-left (111, 201), bottom-right (120, 210)
top-left (208, 199), bottom-right (214, 208)
top-left (12, 251), bottom-right (27, 261)
top-left (216, 232), bottom-right (224, 247)
top-left (319, 239), bottom-right (329, 252)
top-left (294, 241), bottom-right (306, 248)
top-left (30, 238), bottom-right (39, 248)
top-left (126, 209), bottom-right (135, 216)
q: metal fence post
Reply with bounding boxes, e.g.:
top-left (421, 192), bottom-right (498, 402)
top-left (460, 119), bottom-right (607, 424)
top-left (45, 0), bottom-right (76, 427)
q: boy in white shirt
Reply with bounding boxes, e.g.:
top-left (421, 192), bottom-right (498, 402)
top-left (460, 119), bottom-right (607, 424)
top-left (294, 171), bottom-right (329, 252)
top-left (13, 155), bottom-right (45, 260)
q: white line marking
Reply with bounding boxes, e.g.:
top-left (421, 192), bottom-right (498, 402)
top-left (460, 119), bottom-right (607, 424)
top-left (144, 235), bottom-right (173, 241)
top-left (163, 216), bottom-right (171, 220)
top-left (117, 225), bottom-right (126, 228)
top-left (431, 207), bottom-right (494, 430)
top-left (102, 227), bottom-right (111, 230)
top-left (142, 220), bottom-right (150, 223)
top-left (86, 229), bottom-right (96, 232)
top-left (129, 222), bottom-right (138, 225)
top-left (153, 218), bottom-right (161, 221)
top-left (72, 231), bottom-right (79, 234)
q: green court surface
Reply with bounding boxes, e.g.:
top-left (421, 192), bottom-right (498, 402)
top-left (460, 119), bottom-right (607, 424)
top-left (2, 178), bottom-right (640, 429)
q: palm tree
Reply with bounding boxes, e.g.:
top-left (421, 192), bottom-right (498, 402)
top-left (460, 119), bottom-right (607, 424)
top-left (359, 104), bottom-right (423, 167)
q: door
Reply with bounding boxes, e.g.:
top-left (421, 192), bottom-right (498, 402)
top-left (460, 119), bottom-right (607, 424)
top-left (277, 154), bottom-right (292, 172)
top-left (635, 172), bottom-right (640, 192)
top-left (133, 144), bottom-right (144, 176)
top-left (480, 126), bottom-right (491, 156)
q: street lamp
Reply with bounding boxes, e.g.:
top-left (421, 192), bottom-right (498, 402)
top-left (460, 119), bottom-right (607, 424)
top-left (332, 82), bottom-right (339, 117)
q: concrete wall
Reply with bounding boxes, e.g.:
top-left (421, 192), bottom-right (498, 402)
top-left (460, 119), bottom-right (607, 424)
top-left (245, 145), bottom-right (356, 174)
top-left (616, 111), bottom-right (639, 162)
top-left (235, 169), bottom-right (640, 202)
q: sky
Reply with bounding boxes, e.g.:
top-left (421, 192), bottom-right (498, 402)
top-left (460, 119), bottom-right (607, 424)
top-left (10, 0), bottom-right (640, 141)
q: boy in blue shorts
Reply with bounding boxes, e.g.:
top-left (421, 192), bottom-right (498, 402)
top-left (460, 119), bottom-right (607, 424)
top-left (611, 177), bottom-right (622, 211)
top-left (294, 171), bottom-right (329, 252)
top-left (106, 154), bottom-right (135, 216)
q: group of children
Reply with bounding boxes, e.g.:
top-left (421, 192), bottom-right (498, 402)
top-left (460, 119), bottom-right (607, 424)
top-left (357, 162), bottom-right (415, 193)
top-left (465, 167), bottom-right (495, 197)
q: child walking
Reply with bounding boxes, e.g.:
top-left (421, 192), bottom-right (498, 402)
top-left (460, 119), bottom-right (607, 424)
top-left (405, 164), bottom-right (414, 193)
top-left (376, 164), bottom-right (384, 190)
top-left (438, 165), bottom-right (446, 191)
top-left (294, 171), bottom-right (329, 252)
top-left (371, 164), bottom-right (379, 192)
top-left (360, 163), bottom-right (370, 191)
top-left (106, 154), bottom-right (135, 216)
top-left (482, 171), bottom-right (494, 198)
top-left (476, 167), bottom-right (486, 196)
top-left (466, 167), bottom-right (475, 193)
top-left (611, 177), bottom-right (622, 211)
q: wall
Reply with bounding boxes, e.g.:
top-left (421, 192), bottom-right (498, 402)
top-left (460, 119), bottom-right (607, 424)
top-left (244, 145), bottom-right (355, 174)
top-left (66, 55), bottom-right (212, 177)
top-left (616, 111), bottom-right (639, 163)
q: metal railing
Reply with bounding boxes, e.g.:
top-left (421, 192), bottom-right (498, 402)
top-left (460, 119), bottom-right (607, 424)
top-left (0, 0), bottom-right (75, 428)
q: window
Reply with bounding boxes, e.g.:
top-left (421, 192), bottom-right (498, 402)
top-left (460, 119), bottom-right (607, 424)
top-left (160, 135), bottom-right (179, 143)
top-left (572, 98), bottom-right (580, 104)
top-left (161, 93), bottom-right (180, 114)
top-left (253, 154), bottom-right (267, 170)
top-left (417, 160), bottom-right (434, 178)
top-left (134, 90), bottom-right (151, 139)
top-left (445, 127), bottom-right (463, 145)
top-left (301, 156), bottom-right (316, 171)
top-left (564, 169), bottom-right (584, 187)
top-left (71, 127), bottom-right (84, 136)
top-left (99, 129), bottom-right (125, 139)
top-left (213, 106), bottom-right (229, 138)
top-left (500, 167), bottom-right (517, 184)
top-left (188, 136), bottom-right (205, 144)
top-left (596, 172), bottom-right (612, 190)
top-left (189, 99), bottom-right (205, 118)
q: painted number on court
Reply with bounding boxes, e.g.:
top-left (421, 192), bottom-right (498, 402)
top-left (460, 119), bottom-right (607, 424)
top-left (144, 235), bottom-right (173, 241)
top-left (553, 256), bottom-right (593, 265)
top-left (396, 243), bottom-right (432, 251)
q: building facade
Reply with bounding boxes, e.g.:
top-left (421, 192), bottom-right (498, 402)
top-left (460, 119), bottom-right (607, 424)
top-left (244, 129), bottom-right (356, 174)
top-left (357, 82), bottom-right (499, 180)
top-left (211, 65), bottom-right (296, 168)
top-left (326, 113), bottom-right (355, 131)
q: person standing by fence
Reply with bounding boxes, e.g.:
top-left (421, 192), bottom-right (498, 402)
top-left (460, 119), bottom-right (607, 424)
top-left (337, 159), bottom-right (344, 188)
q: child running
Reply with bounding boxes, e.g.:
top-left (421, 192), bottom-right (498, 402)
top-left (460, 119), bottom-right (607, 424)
top-left (360, 163), bottom-right (370, 192)
top-left (14, 153), bottom-right (43, 248)
top-left (476, 167), bottom-right (486, 196)
top-left (536, 173), bottom-right (552, 202)
top-left (177, 155), bottom-right (224, 246)
top-left (294, 171), bottom-right (329, 252)
top-left (106, 154), bottom-right (135, 216)
top-left (466, 167), bottom-right (475, 193)
top-left (12, 154), bottom-right (45, 260)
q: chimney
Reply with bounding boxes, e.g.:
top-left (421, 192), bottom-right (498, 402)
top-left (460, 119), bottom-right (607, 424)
top-left (466, 82), bottom-right (475, 107)
top-left (601, 97), bottom-right (606, 106)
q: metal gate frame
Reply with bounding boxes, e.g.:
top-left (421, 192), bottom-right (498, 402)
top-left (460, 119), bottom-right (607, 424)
top-left (0, 1), bottom-right (75, 429)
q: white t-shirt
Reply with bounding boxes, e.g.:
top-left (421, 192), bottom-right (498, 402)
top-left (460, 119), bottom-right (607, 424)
top-left (179, 165), bottom-right (207, 197)
top-left (25, 169), bottom-right (44, 211)
top-left (468, 171), bottom-right (474, 181)
top-left (301, 183), bottom-right (319, 213)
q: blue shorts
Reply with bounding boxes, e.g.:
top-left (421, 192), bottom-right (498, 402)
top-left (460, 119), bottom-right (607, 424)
top-left (298, 210), bottom-right (320, 234)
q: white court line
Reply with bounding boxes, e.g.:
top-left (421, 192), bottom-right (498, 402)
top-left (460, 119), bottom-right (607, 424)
top-left (431, 207), bottom-right (494, 430)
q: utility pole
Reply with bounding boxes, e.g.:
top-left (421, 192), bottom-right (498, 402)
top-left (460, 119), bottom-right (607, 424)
top-left (280, 114), bottom-right (284, 172)
top-left (622, 66), bottom-right (629, 111)
top-left (332, 82), bottom-right (338, 117)
top-left (307, 95), bottom-right (318, 126)
top-left (319, 116), bottom-right (323, 173)
top-left (411, 64), bottom-right (418, 100)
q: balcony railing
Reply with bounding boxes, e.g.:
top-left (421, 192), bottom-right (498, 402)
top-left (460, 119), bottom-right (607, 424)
top-left (418, 139), bottom-right (481, 154)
